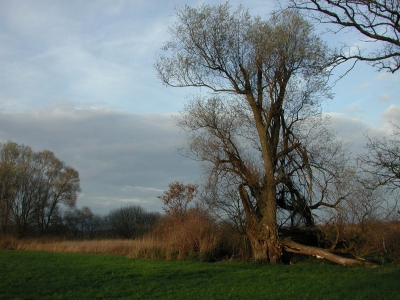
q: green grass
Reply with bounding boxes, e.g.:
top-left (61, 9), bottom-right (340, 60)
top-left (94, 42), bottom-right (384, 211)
top-left (1, 251), bottom-right (399, 300)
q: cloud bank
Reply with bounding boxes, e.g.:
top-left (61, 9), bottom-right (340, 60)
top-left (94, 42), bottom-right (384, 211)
top-left (0, 104), bottom-right (200, 213)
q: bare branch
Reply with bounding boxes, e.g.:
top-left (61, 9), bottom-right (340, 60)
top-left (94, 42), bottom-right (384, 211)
top-left (288, 0), bottom-right (400, 72)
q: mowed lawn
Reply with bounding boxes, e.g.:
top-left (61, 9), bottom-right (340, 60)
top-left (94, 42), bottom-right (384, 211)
top-left (1, 251), bottom-right (399, 300)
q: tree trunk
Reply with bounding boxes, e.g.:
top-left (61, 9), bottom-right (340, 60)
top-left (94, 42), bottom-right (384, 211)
top-left (242, 186), bottom-right (281, 263)
top-left (281, 237), bottom-right (361, 266)
top-left (247, 221), bottom-right (281, 262)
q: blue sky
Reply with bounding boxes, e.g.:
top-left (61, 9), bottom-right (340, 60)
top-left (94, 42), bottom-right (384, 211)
top-left (0, 0), bottom-right (399, 214)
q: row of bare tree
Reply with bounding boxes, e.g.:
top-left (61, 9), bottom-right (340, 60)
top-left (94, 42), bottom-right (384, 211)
top-left (62, 205), bottom-right (160, 239)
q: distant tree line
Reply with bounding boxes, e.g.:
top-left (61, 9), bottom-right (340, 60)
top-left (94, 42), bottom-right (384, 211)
top-left (0, 141), bottom-right (160, 239)
top-left (63, 205), bottom-right (160, 240)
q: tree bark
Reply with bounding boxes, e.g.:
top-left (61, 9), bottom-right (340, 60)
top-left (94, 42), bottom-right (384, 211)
top-left (242, 186), bottom-right (282, 263)
top-left (281, 237), bottom-right (361, 266)
top-left (247, 221), bottom-right (281, 262)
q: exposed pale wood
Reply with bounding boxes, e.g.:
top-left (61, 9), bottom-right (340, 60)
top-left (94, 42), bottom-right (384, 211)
top-left (281, 238), bottom-right (360, 266)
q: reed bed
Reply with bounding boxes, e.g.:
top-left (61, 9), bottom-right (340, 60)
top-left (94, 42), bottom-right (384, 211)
top-left (0, 236), bottom-right (168, 257)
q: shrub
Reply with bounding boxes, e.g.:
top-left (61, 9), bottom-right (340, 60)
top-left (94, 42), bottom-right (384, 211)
top-left (384, 221), bottom-right (400, 265)
top-left (155, 207), bottom-right (220, 261)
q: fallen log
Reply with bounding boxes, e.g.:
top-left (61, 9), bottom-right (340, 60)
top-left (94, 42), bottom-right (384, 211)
top-left (281, 237), bottom-right (360, 266)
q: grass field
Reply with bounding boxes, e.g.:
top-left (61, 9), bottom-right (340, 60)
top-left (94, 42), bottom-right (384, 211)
top-left (1, 250), bottom-right (399, 300)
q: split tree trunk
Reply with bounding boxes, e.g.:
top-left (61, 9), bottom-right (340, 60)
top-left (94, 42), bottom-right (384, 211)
top-left (247, 221), bottom-right (281, 263)
top-left (243, 187), bottom-right (282, 263)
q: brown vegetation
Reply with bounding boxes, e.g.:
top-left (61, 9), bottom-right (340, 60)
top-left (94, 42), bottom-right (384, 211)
top-left (1, 219), bottom-right (399, 265)
top-left (0, 236), bottom-right (136, 255)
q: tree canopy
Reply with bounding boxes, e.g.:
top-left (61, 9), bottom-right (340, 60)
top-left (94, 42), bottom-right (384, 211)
top-left (156, 3), bottom-right (356, 263)
top-left (0, 141), bottom-right (80, 237)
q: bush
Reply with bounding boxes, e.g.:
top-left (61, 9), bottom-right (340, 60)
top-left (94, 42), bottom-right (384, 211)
top-left (384, 221), bottom-right (400, 265)
top-left (317, 220), bottom-right (400, 264)
top-left (155, 207), bottom-right (221, 261)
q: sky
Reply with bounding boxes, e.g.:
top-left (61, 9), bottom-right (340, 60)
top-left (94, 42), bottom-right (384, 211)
top-left (0, 0), bottom-right (399, 214)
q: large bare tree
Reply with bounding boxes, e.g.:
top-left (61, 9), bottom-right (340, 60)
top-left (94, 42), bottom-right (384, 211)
top-left (5, 143), bottom-right (37, 237)
top-left (0, 141), bottom-right (80, 237)
top-left (156, 3), bottom-right (358, 264)
top-left (0, 142), bottom-right (21, 234)
top-left (288, 0), bottom-right (400, 73)
top-left (34, 150), bottom-right (81, 234)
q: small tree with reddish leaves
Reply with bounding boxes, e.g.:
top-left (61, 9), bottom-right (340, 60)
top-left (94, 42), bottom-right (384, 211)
top-left (158, 182), bottom-right (198, 219)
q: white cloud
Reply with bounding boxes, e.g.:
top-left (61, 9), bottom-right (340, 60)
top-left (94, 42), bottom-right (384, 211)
top-left (374, 72), bottom-right (400, 91)
top-left (374, 72), bottom-right (399, 82)
top-left (355, 82), bottom-right (372, 90)
top-left (379, 93), bottom-right (392, 103)
top-left (326, 112), bottom-right (391, 155)
top-left (0, 0), bottom-right (191, 114)
top-left (381, 104), bottom-right (400, 126)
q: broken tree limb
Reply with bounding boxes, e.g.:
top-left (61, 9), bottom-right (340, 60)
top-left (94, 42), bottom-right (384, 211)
top-left (281, 237), bottom-right (361, 266)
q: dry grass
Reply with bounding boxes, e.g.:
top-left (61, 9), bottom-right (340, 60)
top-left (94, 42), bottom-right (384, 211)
top-left (0, 237), bottom-right (166, 258)
top-left (0, 234), bottom-right (220, 261)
